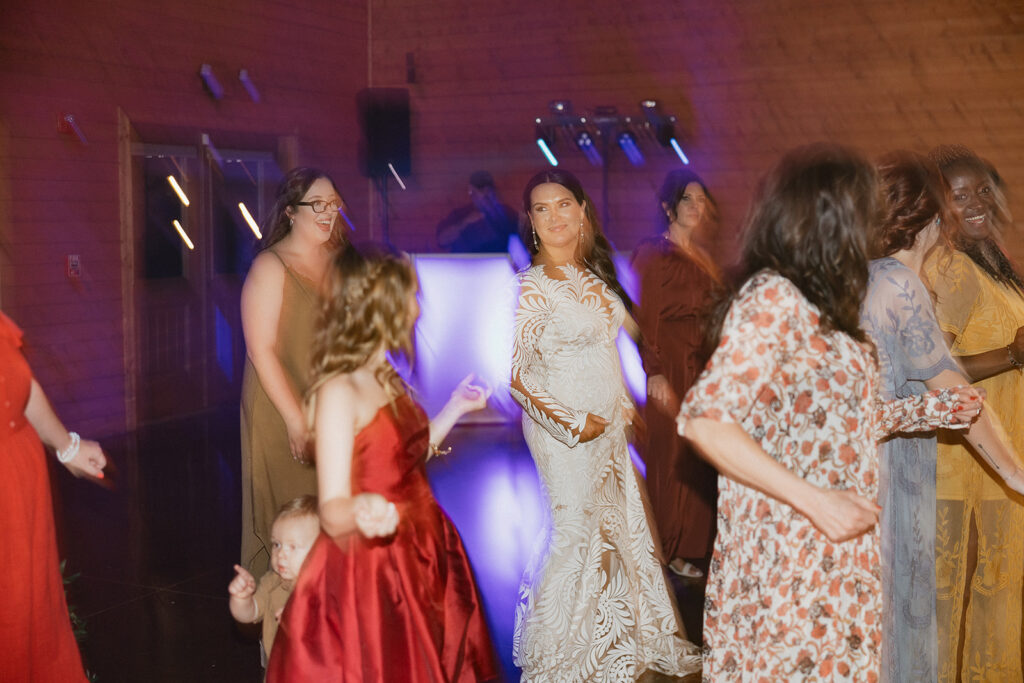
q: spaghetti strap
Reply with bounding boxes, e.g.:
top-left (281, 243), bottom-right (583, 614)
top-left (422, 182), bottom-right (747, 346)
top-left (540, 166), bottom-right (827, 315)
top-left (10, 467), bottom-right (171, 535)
top-left (267, 249), bottom-right (317, 293)
top-left (267, 248), bottom-right (288, 267)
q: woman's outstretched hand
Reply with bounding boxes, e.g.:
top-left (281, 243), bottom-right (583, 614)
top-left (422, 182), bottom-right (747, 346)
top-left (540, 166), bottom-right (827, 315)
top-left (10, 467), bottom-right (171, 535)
top-left (354, 493), bottom-right (399, 538)
top-left (448, 374), bottom-right (493, 416)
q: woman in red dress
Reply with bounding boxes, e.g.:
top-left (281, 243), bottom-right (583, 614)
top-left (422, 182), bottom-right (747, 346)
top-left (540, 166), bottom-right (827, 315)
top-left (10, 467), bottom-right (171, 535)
top-left (0, 312), bottom-right (107, 682)
top-left (267, 244), bottom-right (498, 682)
top-left (631, 169), bottom-right (721, 578)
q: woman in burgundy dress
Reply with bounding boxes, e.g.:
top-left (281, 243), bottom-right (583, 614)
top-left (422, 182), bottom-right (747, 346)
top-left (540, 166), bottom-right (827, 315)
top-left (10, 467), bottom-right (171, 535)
top-left (631, 169), bottom-right (721, 578)
top-left (268, 244), bottom-right (498, 683)
top-left (0, 311), bottom-right (107, 682)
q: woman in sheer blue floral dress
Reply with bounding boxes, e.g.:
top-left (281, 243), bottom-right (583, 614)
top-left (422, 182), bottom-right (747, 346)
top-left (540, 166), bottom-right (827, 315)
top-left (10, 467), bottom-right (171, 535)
top-left (861, 152), bottom-right (1024, 683)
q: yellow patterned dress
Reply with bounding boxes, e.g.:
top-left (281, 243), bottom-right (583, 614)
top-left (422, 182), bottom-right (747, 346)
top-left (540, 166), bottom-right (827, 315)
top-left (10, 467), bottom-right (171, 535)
top-left (925, 247), bottom-right (1024, 682)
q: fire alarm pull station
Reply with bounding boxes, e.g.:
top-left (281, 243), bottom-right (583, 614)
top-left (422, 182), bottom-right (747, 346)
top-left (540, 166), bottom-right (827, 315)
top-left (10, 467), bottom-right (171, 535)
top-left (67, 255), bottom-right (81, 279)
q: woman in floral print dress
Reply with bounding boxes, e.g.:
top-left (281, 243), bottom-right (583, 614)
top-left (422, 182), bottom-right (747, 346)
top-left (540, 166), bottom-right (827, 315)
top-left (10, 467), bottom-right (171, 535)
top-left (676, 145), bottom-right (983, 682)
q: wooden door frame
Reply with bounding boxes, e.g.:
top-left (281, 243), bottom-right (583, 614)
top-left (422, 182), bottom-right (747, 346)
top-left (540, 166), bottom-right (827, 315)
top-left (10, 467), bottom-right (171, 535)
top-left (118, 108), bottom-right (137, 431)
top-left (120, 119), bottom-right (205, 427)
top-left (119, 117), bottom-right (296, 429)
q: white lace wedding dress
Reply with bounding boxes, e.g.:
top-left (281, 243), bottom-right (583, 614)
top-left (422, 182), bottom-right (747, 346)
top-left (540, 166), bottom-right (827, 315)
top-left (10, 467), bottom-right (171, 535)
top-left (510, 263), bottom-right (702, 682)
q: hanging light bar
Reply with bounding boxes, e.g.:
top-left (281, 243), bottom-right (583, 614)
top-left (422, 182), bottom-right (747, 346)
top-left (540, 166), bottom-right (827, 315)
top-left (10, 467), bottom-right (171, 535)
top-left (167, 175), bottom-right (190, 206)
top-left (388, 162), bottom-right (407, 190)
top-left (238, 203), bottom-right (262, 239)
top-left (172, 220), bottom-right (195, 250)
top-left (669, 138), bottom-right (690, 165)
top-left (535, 120), bottom-right (558, 166)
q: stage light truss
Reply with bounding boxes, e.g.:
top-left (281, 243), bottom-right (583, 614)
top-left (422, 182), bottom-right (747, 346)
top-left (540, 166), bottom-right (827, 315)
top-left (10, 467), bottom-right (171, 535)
top-left (532, 100), bottom-right (690, 167)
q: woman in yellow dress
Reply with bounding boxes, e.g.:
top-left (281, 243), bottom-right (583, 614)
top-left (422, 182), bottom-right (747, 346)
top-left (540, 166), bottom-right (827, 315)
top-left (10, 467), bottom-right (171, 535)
top-left (925, 145), bottom-right (1024, 682)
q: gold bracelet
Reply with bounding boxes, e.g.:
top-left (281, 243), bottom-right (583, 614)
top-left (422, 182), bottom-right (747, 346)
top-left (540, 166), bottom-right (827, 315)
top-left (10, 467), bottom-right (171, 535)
top-left (429, 443), bottom-right (452, 459)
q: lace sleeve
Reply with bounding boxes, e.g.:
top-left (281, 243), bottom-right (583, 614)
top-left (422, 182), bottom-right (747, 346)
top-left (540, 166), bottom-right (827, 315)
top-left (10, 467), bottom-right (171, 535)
top-left (874, 387), bottom-right (964, 438)
top-left (509, 271), bottom-right (590, 447)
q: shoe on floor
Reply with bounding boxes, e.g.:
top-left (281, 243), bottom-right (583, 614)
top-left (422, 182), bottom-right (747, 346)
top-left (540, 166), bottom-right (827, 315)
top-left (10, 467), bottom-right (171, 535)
top-left (668, 559), bottom-right (704, 579)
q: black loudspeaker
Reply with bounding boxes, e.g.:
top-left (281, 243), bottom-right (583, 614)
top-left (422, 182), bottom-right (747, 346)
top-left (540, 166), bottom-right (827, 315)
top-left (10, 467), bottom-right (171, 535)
top-left (357, 88), bottom-right (411, 178)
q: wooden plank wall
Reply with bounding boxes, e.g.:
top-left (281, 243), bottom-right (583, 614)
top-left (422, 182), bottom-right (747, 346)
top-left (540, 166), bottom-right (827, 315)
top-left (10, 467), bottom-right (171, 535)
top-left (1, 0), bottom-right (1021, 435)
top-left (0, 0), bottom-right (368, 435)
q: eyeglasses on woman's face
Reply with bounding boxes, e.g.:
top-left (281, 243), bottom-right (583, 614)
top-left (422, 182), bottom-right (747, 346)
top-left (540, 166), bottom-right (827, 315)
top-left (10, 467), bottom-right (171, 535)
top-left (295, 199), bottom-right (341, 214)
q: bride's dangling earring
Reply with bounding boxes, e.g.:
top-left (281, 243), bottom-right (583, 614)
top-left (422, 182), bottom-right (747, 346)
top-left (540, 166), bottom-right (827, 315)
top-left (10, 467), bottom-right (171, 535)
top-left (533, 227), bottom-right (539, 250)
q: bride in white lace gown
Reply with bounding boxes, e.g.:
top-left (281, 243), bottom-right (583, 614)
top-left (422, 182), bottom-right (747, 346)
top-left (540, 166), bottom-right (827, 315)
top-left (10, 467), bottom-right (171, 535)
top-left (510, 170), bottom-right (701, 682)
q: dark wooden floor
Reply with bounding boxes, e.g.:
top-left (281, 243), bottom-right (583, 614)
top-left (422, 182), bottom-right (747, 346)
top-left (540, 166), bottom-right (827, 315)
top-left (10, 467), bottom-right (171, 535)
top-left (53, 407), bottom-right (705, 682)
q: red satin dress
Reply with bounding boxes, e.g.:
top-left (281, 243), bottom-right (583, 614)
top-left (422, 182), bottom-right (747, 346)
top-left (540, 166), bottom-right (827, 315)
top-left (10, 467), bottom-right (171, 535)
top-left (0, 313), bottom-right (88, 682)
top-left (267, 393), bottom-right (498, 682)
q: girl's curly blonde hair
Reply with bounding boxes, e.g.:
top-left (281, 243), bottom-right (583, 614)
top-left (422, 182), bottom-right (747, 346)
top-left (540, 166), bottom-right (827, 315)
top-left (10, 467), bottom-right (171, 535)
top-left (305, 243), bottom-right (417, 431)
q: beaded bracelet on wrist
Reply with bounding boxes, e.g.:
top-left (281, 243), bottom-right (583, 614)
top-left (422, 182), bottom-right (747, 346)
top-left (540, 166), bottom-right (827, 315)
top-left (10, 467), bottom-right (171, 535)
top-left (57, 432), bottom-right (81, 463)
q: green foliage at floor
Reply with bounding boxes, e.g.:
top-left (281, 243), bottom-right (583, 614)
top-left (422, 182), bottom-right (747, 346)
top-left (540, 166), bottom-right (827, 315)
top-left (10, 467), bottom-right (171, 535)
top-left (62, 560), bottom-right (98, 682)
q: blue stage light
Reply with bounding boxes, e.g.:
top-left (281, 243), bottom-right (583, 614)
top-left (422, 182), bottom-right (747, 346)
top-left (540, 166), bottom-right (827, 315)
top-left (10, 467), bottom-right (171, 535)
top-left (574, 129), bottom-right (603, 166)
top-left (535, 122), bottom-right (558, 166)
top-left (617, 131), bottom-right (645, 166)
top-left (669, 137), bottom-right (690, 165)
top-left (536, 138), bottom-right (558, 166)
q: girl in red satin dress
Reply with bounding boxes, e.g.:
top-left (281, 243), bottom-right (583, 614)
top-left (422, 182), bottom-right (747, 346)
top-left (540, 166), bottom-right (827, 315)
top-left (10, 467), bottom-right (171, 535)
top-left (267, 244), bottom-right (498, 683)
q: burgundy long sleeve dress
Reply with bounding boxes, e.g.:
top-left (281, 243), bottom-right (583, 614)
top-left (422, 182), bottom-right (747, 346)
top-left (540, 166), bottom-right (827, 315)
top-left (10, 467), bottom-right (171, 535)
top-left (631, 236), bottom-right (719, 564)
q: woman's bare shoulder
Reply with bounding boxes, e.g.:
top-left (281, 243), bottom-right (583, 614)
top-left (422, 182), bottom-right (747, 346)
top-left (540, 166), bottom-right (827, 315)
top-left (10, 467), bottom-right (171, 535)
top-left (246, 249), bottom-right (287, 286)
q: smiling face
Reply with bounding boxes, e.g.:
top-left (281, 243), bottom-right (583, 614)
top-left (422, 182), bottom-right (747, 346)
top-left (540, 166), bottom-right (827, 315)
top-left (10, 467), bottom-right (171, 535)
top-left (286, 177), bottom-right (342, 246)
top-left (946, 162), bottom-right (999, 242)
top-left (528, 182), bottom-right (585, 254)
top-left (269, 513), bottom-right (319, 582)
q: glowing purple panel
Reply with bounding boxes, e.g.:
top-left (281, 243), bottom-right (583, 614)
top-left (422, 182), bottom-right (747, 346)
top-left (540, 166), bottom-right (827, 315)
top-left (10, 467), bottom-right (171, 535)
top-left (412, 254), bottom-right (519, 422)
top-left (412, 253), bottom-right (649, 421)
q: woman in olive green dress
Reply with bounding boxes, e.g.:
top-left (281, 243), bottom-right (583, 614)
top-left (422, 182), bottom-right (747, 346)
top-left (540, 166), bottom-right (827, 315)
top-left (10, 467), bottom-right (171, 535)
top-left (240, 167), bottom-right (347, 575)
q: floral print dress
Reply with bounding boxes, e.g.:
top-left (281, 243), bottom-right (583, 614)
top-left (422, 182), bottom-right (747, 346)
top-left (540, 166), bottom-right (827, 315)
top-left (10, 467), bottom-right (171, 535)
top-left (677, 271), bottom-right (964, 682)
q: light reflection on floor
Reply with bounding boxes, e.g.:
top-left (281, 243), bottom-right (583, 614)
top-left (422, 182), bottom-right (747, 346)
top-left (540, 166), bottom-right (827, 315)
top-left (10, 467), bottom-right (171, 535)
top-left (427, 423), bottom-right (543, 681)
